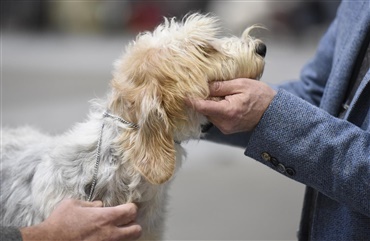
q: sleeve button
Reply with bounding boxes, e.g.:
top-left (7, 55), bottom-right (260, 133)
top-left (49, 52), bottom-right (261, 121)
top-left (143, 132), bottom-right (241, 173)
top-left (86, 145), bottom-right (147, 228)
top-left (261, 152), bottom-right (271, 161)
top-left (277, 163), bottom-right (286, 173)
top-left (270, 157), bottom-right (279, 166)
top-left (286, 167), bottom-right (296, 176)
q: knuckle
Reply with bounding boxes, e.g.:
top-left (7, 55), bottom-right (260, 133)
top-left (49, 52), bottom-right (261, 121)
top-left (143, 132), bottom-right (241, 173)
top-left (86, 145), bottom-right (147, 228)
top-left (219, 126), bottom-right (232, 134)
top-left (195, 100), bottom-right (210, 115)
top-left (217, 121), bottom-right (233, 134)
top-left (63, 198), bottom-right (76, 207)
top-left (211, 81), bottom-right (222, 92)
top-left (219, 113), bottom-right (240, 135)
top-left (195, 101), bottom-right (206, 112)
top-left (127, 203), bottom-right (138, 216)
top-left (236, 78), bottom-right (250, 89)
top-left (231, 78), bottom-right (242, 86)
top-left (93, 200), bottom-right (104, 207)
top-left (120, 224), bottom-right (142, 240)
top-left (113, 203), bottom-right (138, 223)
top-left (225, 106), bottom-right (238, 119)
top-left (99, 211), bottom-right (112, 224)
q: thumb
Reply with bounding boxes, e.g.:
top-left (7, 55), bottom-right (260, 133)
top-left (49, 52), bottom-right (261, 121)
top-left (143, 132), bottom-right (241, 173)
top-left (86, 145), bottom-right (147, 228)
top-left (79, 200), bottom-right (104, 208)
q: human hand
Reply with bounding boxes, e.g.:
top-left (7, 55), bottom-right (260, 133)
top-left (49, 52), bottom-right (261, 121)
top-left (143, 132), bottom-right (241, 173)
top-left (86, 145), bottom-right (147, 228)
top-left (188, 78), bottom-right (276, 134)
top-left (20, 199), bottom-right (142, 241)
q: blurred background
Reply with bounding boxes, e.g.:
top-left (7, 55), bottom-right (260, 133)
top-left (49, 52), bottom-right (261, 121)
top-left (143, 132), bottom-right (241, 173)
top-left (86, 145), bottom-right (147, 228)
top-left (2, 1), bottom-right (340, 240)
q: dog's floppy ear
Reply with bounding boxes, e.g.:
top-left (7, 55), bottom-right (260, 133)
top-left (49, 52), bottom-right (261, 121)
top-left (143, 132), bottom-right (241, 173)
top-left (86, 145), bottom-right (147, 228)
top-left (132, 83), bottom-right (176, 185)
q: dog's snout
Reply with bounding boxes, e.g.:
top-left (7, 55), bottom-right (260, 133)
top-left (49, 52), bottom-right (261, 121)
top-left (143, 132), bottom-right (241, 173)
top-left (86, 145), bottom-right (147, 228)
top-left (256, 42), bottom-right (267, 58)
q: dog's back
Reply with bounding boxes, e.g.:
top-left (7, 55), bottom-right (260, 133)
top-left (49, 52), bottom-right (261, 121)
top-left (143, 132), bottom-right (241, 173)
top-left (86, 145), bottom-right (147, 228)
top-left (1, 127), bottom-right (53, 226)
top-left (0, 122), bottom-right (170, 240)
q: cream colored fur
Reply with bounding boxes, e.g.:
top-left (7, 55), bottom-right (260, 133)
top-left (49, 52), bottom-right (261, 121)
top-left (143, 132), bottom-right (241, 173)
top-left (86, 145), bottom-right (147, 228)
top-left (109, 13), bottom-right (265, 185)
top-left (1, 13), bottom-right (265, 240)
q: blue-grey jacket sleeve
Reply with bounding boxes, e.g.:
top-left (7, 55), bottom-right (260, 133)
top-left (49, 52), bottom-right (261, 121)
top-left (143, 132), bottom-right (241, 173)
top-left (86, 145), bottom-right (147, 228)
top-left (245, 89), bottom-right (370, 217)
top-left (279, 18), bottom-right (337, 106)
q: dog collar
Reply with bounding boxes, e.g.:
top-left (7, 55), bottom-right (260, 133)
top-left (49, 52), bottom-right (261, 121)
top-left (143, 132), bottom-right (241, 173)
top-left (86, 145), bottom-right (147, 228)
top-left (103, 111), bottom-right (139, 129)
top-left (104, 111), bottom-right (181, 144)
top-left (87, 111), bottom-right (183, 201)
top-left (87, 111), bottom-right (138, 201)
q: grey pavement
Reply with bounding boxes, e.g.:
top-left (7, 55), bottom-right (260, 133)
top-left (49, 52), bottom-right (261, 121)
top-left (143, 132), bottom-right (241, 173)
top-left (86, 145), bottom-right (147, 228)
top-left (2, 31), bottom-right (322, 240)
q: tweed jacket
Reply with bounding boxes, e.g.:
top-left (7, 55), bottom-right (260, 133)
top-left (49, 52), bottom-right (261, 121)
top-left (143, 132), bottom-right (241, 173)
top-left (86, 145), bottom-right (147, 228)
top-left (207, 1), bottom-right (370, 240)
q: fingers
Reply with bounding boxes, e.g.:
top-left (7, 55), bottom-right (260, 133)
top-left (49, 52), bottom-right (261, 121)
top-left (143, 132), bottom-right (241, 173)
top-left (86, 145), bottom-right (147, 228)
top-left (56, 199), bottom-right (103, 210)
top-left (116, 222), bottom-right (142, 240)
top-left (65, 199), bottom-right (138, 226)
top-left (209, 78), bottom-right (251, 97)
top-left (93, 202), bottom-right (142, 240)
top-left (111, 204), bottom-right (142, 240)
top-left (51, 199), bottom-right (142, 241)
top-left (82, 200), bottom-right (104, 208)
top-left (189, 98), bottom-right (230, 116)
top-left (187, 78), bottom-right (255, 116)
top-left (109, 203), bottom-right (139, 227)
top-left (77, 200), bottom-right (138, 226)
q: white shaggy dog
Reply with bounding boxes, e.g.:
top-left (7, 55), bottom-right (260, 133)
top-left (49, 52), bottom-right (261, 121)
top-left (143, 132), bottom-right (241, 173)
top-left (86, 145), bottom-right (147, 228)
top-left (1, 13), bottom-right (266, 240)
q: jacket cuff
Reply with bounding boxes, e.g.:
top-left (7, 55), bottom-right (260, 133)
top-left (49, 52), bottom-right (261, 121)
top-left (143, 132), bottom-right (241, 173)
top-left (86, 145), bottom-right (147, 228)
top-left (244, 89), bottom-right (322, 181)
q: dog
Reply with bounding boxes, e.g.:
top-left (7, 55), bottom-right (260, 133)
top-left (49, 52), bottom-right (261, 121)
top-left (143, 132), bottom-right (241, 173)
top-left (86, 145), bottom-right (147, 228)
top-left (1, 13), bottom-right (266, 240)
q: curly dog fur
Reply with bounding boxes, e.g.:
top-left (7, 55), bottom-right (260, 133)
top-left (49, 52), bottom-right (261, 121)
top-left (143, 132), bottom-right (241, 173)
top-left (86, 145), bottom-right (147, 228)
top-left (1, 13), bottom-right (265, 240)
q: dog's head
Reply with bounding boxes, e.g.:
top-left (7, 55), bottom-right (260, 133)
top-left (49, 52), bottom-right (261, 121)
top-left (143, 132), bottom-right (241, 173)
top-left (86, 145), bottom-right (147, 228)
top-left (109, 13), bottom-right (266, 185)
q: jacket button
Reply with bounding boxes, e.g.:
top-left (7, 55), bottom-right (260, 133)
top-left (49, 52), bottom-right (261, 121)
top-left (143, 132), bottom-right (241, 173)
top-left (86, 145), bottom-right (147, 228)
top-left (270, 157), bottom-right (279, 166)
top-left (277, 163), bottom-right (286, 173)
top-left (261, 152), bottom-right (271, 162)
top-left (286, 167), bottom-right (296, 176)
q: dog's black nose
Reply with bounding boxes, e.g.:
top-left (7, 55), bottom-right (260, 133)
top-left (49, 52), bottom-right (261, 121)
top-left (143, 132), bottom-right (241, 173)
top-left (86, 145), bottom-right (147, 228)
top-left (256, 42), bottom-right (267, 58)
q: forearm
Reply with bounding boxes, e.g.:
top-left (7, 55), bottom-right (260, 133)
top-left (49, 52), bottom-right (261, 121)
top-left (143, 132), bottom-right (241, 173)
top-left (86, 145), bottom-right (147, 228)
top-left (245, 89), bottom-right (370, 216)
top-left (20, 225), bottom-right (47, 241)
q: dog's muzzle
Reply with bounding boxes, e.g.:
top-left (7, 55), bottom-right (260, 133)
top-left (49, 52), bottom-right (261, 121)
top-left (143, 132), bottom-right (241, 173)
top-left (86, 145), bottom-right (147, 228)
top-left (256, 42), bottom-right (267, 58)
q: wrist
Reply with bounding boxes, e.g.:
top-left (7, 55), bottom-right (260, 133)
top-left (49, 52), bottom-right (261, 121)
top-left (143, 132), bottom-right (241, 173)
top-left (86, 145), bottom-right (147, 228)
top-left (20, 223), bottom-right (54, 241)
